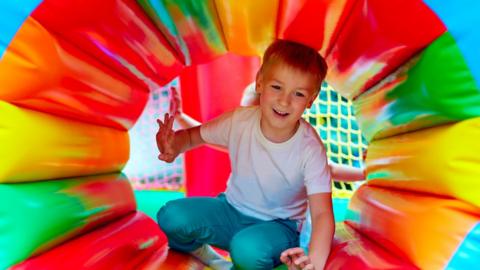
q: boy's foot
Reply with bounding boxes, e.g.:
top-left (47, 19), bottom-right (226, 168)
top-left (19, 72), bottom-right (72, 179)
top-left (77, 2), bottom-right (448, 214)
top-left (191, 245), bottom-right (233, 270)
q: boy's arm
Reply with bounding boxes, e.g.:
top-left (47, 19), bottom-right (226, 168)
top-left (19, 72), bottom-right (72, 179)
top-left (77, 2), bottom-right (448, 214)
top-left (176, 112), bottom-right (202, 129)
top-left (170, 85), bottom-right (243, 153)
top-left (174, 112), bottom-right (228, 153)
top-left (308, 192), bottom-right (335, 269)
top-left (169, 86), bottom-right (203, 129)
top-left (329, 163), bottom-right (365, 182)
top-left (280, 193), bottom-right (334, 270)
top-left (178, 125), bottom-right (205, 152)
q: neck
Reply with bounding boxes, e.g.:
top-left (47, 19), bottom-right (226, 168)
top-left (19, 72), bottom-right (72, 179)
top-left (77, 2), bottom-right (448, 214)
top-left (260, 119), bottom-right (299, 143)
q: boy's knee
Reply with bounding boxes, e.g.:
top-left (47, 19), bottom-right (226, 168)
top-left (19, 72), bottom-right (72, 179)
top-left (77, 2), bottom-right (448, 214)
top-left (156, 205), bottom-right (169, 230)
top-left (230, 236), bottom-right (273, 270)
top-left (156, 200), bottom-right (191, 235)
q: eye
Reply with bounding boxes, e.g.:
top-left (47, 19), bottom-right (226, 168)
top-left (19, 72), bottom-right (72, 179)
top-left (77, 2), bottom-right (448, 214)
top-left (295, 92), bottom-right (305, 97)
top-left (270, 85), bottom-right (281, 90)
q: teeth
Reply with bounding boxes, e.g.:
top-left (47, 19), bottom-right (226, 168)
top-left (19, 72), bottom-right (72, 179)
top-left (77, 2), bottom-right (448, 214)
top-left (274, 108), bottom-right (288, 116)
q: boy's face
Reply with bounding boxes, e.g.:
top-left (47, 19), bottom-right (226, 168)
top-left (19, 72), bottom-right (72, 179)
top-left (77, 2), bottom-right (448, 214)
top-left (256, 62), bottom-right (319, 137)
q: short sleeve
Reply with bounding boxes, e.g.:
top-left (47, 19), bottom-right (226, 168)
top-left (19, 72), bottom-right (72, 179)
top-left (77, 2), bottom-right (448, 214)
top-left (200, 110), bottom-right (235, 147)
top-left (304, 142), bottom-right (332, 195)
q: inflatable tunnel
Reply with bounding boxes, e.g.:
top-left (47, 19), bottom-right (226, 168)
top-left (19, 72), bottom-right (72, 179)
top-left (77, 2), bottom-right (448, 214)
top-left (1, 0), bottom-right (479, 269)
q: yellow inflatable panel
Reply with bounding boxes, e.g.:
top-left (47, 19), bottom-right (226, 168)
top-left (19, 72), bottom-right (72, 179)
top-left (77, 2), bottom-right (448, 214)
top-left (0, 102), bottom-right (129, 183)
top-left (214, 0), bottom-right (277, 56)
top-left (366, 117), bottom-right (480, 207)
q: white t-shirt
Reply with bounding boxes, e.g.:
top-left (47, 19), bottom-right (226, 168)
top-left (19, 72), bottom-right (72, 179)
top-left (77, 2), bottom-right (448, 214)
top-left (200, 106), bottom-right (331, 222)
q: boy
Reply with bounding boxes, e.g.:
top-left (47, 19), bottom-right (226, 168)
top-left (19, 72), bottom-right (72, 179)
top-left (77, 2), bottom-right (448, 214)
top-left (169, 85), bottom-right (365, 182)
top-left (156, 39), bottom-right (334, 269)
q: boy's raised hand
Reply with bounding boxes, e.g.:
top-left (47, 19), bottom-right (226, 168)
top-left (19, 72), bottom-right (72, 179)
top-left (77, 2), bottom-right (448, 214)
top-left (156, 113), bottom-right (179, 163)
top-left (280, 247), bottom-right (314, 270)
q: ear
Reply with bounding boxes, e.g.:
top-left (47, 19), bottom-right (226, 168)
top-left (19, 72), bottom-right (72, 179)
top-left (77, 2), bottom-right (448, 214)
top-left (255, 71), bottom-right (263, 94)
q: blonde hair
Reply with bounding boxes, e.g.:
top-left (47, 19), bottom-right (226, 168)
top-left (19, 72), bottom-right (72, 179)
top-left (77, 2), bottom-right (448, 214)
top-left (259, 39), bottom-right (328, 90)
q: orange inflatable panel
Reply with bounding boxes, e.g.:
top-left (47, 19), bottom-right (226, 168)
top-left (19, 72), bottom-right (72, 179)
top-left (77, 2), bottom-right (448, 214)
top-left (348, 185), bottom-right (480, 269)
top-left (325, 222), bottom-right (417, 270)
top-left (215, 0), bottom-right (277, 56)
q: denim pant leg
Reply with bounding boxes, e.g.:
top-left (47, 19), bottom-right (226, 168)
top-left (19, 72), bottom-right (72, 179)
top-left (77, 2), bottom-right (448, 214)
top-left (229, 219), bottom-right (299, 270)
top-left (157, 194), bottom-right (245, 252)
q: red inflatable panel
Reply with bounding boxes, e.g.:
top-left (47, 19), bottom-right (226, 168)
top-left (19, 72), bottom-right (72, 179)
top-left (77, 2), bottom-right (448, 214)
top-left (138, 246), bottom-right (209, 270)
top-left (180, 53), bottom-right (260, 197)
top-left (278, 0), bottom-right (357, 56)
top-left (0, 17), bottom-right (148, 130)
top-left (31, 0), bottom-right (184, 91)
top-left (12, 212), bottom-right (166, 270)
top-left (325, 0), bottom-right (445, 98)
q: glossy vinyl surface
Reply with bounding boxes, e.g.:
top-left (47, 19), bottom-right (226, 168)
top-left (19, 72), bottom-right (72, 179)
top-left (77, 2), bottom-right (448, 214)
top-left (325, 222), bottom-right (417, 270)
top-left (348, 185), bottom-right (480, 270)
top-left (141, 0), bottom-right (227, 65)
top-left (31, 0), bottom-right (184, 90)
top-left (354, 32), bottom-right (480, 141)
top-left (214, 0), bottom-right (277, 56)
top-left (0, 0), bottom-right (41, 58)
top-left (424, 0), bottom-right (480, 88)
top-left (365, 117), bottom-right (480, 208)
top-left (12, 212), bottom-right (166, 270)
top-left (0, 173), bottom-right (136, 269)
top-left (278, 0), bottom-right (356, 56)
top-left (325, 0), bottom-right (445, 99)
top-left (138, 245), bottom-right (209, 270)
top-left (0, 17), bottom-right (149, 130)
top-left (1, 1), bottom-right (479, 269)
top-left (179, 53), bottom-right (260, 196)
top-left (0, 102), bottom-right (129, 183)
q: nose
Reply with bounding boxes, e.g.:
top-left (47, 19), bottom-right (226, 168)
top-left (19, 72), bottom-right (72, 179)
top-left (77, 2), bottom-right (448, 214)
top-left (278, 91), bottom-right (291, 106)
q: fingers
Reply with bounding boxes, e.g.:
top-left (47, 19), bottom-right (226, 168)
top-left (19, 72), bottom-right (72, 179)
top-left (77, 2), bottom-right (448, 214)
top-left (157, 118), bottom-right (164, 131)
top-left (167, 113), bottom-right (174, 130)
top-left (169, 86), bottom-right (182, 115)
top-left (156, 114), bottom-right (176, 161)
top-left (157, 114), bottom-right (174, 134)
top-left (303, 265), bottom-right (314, 270)
top-left (164, 113), bottom-right (169, 125)
top-left (158, 153), bottom-right (175, 163)
top-left (281, 248), bottom-right (313, 270)
top-left (170, 102), bottom-right (177, 116)
top-left (280, 253), bottom-right (291, 264)
top-left (283, 247), bottom-right (305, 256)
top-left (160, 113), bottom-right (174, 129)
top-left (280, 250), bottom-right (299, 270)
top-left (293, 254), bottom-right (310, 268)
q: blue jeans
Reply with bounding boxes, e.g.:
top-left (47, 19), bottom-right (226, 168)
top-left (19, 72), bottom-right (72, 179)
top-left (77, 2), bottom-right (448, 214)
top-left (157, 193), bottom-right (299, 270)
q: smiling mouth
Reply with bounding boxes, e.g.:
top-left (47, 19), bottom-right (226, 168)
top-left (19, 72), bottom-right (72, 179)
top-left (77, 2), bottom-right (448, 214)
top-left (273, 108), bottom-right (289, 117)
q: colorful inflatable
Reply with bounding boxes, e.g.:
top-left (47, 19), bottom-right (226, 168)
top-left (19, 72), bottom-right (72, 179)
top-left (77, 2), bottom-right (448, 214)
top-left (1, 0), bottom-right (479, 269)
